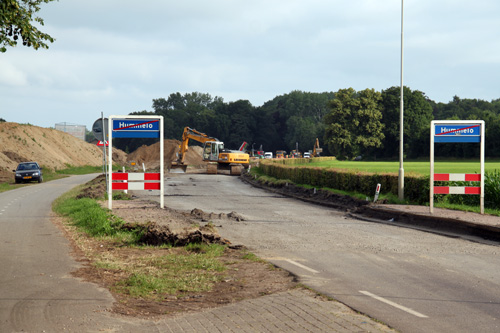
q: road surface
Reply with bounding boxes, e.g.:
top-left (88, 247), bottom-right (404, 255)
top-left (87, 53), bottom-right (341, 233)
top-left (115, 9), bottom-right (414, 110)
top-left (0, 175), bottom-right (150, 332)
top-left (138, 173), bottom-right (500, 333)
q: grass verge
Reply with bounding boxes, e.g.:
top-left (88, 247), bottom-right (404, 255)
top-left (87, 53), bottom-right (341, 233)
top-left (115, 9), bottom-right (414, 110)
top-left (51, 183), bottom-right (235, 302)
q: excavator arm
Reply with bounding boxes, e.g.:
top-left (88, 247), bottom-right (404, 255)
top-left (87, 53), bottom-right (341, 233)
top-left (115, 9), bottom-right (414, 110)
top-left (177, 127), bottom-right (219, 164)
top-left (313, 138), bottom-right (323, 157)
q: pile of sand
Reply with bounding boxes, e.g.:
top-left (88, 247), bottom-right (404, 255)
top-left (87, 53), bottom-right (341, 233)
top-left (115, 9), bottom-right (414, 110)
top-left (0, 122), bottom-right (126, 181)
top-left (127, 139), bottom-right (206, 170)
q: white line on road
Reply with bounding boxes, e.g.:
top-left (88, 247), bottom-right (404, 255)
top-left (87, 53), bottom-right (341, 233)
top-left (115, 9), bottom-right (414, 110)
top-left (285, 259), bottom-right (319, 274)
top-left (359, 290), bottom-right (428, 318)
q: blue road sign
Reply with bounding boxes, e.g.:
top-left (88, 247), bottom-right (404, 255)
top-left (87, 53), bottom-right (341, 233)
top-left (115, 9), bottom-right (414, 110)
top-left (434, 124), bottom-right (481, 143)
top-left (112, 119), bottom-right (160, 138)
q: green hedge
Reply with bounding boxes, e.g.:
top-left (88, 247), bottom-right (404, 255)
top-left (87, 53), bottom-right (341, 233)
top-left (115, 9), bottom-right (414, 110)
top-left (259, 162), bottom-right (429, 204)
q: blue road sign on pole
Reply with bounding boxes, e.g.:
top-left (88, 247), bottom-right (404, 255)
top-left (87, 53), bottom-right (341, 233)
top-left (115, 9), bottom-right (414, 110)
top-left (112, 119), bottom-right (160, 138)
top-left (434, 124), bottom-right (481, 143)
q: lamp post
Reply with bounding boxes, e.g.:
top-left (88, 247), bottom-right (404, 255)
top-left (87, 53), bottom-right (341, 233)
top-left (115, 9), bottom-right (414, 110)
top-left (398, 0), bottom-right (405, 200)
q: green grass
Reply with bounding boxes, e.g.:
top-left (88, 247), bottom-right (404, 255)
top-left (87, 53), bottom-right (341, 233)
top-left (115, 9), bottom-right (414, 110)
top-left (53, 164), bottom-right (104, 175)
top-left (114, 244), bottom-right (227, 299)
top-left (305, 159), bottom-right (500, 176)
top-left (52, 186), bottom-right (131, 238)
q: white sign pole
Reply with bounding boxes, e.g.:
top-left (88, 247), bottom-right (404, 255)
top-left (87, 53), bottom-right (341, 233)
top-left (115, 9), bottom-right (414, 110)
top-left (108, 115), bottom-right (114, 210)
top-left (430, 122), bottom-right (435, 213)
top-left (480, 121), bottom-right (485, 214)
top-left (160, 116), bottom-right (164, 209)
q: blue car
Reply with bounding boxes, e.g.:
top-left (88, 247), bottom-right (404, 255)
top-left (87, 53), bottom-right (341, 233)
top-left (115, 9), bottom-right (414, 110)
top-left (13, 162), bottom-right (43, 183)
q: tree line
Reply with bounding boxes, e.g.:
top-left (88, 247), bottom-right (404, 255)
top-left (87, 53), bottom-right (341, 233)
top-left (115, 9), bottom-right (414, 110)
top-left (114, 88), bottom-right (500, 160)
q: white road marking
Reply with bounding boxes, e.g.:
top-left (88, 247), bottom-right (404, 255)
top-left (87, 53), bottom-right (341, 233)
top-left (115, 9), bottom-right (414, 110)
top-left (285, 259), bottom-right (319, 274)
top-left (359, 290), bottom-right (428, 318)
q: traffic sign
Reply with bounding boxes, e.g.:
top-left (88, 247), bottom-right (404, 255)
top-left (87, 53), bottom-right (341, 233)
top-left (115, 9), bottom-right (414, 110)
top-left (92, 118), bottom-right (108, 141)
top-left (112, 119), bottom-right (160, 138)
top-left (96, 140), bottom-right (108, 147)
top-left (434, 124), bottom-right (481, 143)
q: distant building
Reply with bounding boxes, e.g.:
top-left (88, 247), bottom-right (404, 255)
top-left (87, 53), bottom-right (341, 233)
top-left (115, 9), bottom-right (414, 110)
top-left (55, 122), bottom-right (86, 141)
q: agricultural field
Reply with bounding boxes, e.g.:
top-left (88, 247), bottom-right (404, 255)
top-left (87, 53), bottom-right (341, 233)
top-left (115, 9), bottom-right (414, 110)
top-left (306, 159), bottom-right (500, 176)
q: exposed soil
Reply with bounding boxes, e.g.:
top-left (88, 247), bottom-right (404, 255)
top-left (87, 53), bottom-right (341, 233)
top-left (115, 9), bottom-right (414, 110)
top-left (127, 139), bottom-right (207, 171)
top-left (0, 122), bottom-right (127, 182)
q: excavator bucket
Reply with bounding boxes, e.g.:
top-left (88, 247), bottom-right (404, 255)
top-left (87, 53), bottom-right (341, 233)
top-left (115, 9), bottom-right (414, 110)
top-left (169, 163), bottom-right (187, 173)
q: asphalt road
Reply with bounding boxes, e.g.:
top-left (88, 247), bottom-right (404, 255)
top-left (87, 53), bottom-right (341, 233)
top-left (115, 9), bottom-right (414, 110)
top-left (140, 173), bottom-right (500, 333)
top-left (0, 175), bottom-right (151, 332)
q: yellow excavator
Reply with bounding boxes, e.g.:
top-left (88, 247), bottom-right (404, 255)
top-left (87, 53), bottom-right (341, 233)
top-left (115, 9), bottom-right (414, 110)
top-left (313, 138), bottom-right (323, 157)
top-left (170, 127), bottom-right (250, 175)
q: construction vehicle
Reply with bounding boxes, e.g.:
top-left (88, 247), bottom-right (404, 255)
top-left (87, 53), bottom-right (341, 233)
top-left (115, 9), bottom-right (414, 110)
top-left (313, 138), bottom-right (323, 157)
top-left (170, 127), bottom-right (250, 175)
top-left (276, 150), bottom-right (286, 158)
top-left (289, 150), bottom-right (302, 158)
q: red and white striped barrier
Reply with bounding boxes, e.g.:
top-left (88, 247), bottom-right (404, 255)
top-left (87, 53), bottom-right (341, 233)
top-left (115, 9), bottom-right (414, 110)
top-left (434, 173), bottom-right (480, 182)
top-left (112, 173), bottom-right (160, 181)
top-left (112, 182), bottom-right (160, 190)
top-left (433, 186), bottom-right (480, 195)
top-left (111, 172), bottom-right (160, 191)
top-left (433, 173), bottom-right (480, 195)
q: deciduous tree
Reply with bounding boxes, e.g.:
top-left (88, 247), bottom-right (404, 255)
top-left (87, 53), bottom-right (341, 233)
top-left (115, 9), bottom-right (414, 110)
top-left (0, 0), bottom-right (56, 52)
top-left (324, 88), bottom-right (384, 160)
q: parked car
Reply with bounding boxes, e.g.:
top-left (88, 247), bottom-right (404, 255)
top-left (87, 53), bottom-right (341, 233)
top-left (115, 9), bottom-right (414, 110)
top-left (13, 162), bottom-right (43, 183)
top-left (303, 152), bottom-right (311, 158)
top-left (264, 152), bottom-right (273, 159)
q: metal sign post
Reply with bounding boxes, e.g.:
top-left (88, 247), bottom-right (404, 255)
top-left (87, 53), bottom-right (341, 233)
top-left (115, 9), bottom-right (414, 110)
top-left (107, 115), bottom-right (164, 210)
top-left (430, 120), bottom-right (485, 214)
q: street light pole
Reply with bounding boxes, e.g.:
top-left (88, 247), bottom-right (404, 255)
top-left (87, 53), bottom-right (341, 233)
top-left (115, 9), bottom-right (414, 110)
top-left (398, 0), bottom-right (405, 200)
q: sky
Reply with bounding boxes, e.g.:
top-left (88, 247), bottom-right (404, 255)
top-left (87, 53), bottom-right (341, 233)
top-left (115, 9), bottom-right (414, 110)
top-left (2, 0), bottom-right (500, 131)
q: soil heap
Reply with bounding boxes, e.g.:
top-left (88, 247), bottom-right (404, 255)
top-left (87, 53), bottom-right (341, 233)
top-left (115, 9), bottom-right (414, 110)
top-left (0, 122), bottom-right (126, 182)
top-left (127, 139), bottom-right (206, 170)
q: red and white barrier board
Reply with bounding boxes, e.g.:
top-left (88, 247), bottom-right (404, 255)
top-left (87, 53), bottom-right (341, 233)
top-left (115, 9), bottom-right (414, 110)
top-left (111, 172), bottom-right (161, 191)
top-left (112, 182), bottom-right (161, 190)
top-left (112, 173), bottom-right (160, 181)
top-left (433, 173), bottom-right (481, 195)
top-left (433, 186), bottom-right (480, 195)
top-left (433, 173), bottom-right (480, 182)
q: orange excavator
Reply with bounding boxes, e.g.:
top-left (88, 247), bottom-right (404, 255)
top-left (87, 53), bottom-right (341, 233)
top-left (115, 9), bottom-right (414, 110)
top-left (170, 127), bottom-right (250, 175)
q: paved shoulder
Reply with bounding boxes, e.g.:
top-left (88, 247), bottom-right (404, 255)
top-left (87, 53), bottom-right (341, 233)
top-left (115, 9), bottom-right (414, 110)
top-left (157, 288), bottom-right (395, 332)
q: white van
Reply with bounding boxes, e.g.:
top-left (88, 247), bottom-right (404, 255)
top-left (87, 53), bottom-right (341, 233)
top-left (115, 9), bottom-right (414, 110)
top-left (264, 152), bottom-right (273, 159)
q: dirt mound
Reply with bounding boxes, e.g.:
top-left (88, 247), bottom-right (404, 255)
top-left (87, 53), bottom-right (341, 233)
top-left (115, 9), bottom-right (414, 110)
top-left (127, 139), bottom-right (206, 170)
top-left (75, 174), bottom-right (107, 199)
top-left (0, 122), bottom-right (126, 182)
top-left (135, 223), bottom-right (229, 246)
top-left (189, 208), bottom-right (245, 222)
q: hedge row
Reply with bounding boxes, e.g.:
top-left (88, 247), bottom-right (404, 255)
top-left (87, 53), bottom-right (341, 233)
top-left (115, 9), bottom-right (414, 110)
top-left (259, 160), bottom-right (429, 204)
top-left (270, 156), bottom-right (337, 165)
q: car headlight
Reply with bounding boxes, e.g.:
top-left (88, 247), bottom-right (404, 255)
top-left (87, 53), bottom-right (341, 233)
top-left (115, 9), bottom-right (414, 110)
top-left (33, 172), bottom-right (39, 176)
top-left (16, 173), bottom-right (21, 177)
